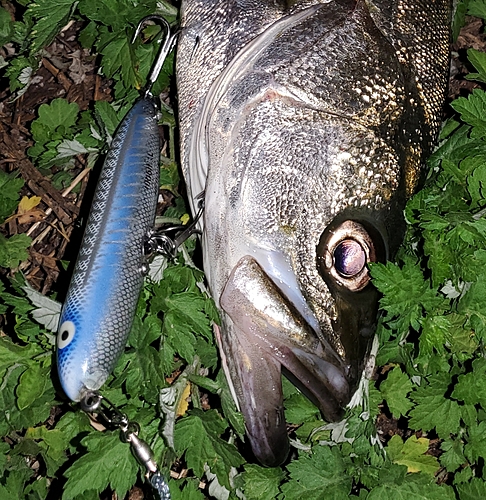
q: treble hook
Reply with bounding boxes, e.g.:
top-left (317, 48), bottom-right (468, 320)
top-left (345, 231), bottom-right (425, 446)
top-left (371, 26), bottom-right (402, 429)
top-left (132, 15), bottom-right (179, 98)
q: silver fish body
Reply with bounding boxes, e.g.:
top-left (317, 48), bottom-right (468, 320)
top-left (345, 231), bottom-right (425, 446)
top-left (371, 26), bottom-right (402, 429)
top-left (177, 0), bottom-right (450, 465)
top-left (57, 98), bottom-right (160, 402)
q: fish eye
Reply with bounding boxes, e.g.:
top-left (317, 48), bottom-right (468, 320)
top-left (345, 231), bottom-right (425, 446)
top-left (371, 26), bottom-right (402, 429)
top-left (317, 220), bottom-right (384, 292)
top-left (333, 239), bottom-right (366, 277)
top-left (58, 320), bottom-right (76, 349)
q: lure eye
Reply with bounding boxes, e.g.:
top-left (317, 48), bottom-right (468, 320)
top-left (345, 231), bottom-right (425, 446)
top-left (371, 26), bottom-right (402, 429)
top-left (58, 320), bottom-right (76, 349)
top-left (334, 239), bottom-right (366, 277)
top-left (317, 220), bottom-right (385, 292)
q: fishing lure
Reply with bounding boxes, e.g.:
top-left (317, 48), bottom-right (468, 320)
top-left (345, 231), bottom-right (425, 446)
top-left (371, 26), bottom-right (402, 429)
top-left (57, 17), bottom-right (175, 404)
top-left (56, 15), bottom-right (178, 500)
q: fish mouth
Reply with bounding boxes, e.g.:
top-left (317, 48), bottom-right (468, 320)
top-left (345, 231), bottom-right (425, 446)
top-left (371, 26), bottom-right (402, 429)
top-left (219, 255), bottom-right (355, 466)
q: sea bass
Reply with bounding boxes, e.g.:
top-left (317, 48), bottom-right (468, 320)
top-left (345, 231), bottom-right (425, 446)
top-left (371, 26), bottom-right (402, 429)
top-left (176, 0), bottom-right (450, 466)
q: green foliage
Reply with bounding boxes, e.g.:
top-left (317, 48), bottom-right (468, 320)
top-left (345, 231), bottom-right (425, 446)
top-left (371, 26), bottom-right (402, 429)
top-left (386, 435), bottom-right (439, 476)
top-left (0, 170), bottom-right (24, 223)
top-left (281, 446), bottom-right (352, 499)
top-left (174, 409), bottom-right (244, 489)
top-left (0, 233), bottom-right (31, 268)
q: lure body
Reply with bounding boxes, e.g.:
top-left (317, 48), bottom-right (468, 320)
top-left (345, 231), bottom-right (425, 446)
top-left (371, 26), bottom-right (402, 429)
top-left (57, 98), bottom-right (160, 402)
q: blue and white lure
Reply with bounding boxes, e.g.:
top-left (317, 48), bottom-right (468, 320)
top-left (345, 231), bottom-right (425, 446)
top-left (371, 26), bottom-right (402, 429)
top-left (57, 17), bottom-right (176, 404)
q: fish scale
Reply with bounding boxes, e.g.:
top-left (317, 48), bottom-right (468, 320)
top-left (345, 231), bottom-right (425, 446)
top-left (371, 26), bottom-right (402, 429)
top-left (57, 98), bottom-right (160, 403)
top-left (177, 0), bottom-right (451, 466)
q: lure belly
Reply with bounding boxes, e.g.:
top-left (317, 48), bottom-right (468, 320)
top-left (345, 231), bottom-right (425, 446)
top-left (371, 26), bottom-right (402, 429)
top-left (57, 97), bottom-right (160, 402)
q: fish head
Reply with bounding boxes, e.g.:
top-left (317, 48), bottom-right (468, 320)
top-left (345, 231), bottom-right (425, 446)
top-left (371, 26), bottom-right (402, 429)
top-left (177, 0), bottom-right (450, 466)
top-left (213, 109), bottom-right (403, 466)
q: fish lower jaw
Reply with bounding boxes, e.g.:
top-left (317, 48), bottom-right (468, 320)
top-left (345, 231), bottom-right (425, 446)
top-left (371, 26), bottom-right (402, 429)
top-left (217, 255), bottom-right (354, 465)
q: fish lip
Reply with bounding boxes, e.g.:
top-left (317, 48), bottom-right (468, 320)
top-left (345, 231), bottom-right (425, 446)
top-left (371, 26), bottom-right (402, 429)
top-left (220, 255), bottom-right (352, 419)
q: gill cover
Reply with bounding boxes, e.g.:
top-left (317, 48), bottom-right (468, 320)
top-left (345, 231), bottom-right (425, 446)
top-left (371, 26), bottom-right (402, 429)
top-left (177, 0), bottom-right (451, 465)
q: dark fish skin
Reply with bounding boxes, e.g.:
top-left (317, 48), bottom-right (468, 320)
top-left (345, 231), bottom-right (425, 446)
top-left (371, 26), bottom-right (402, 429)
top-left (176, 0), bottom-right (451, 466)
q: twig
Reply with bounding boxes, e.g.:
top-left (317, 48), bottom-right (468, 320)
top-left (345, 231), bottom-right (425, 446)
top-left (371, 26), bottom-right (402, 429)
top-left (26, 166), bottom-right (90, 237)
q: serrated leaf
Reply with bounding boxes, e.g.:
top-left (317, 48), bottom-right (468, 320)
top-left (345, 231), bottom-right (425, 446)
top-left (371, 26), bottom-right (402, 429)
top-left (94, 99), bottom-right (120, 138)
top-left (366, 473), bottom-right (455, 500)
top-left (168, 479), bottom-right (205, 500)
top-left (370, 258), bottom-right (442, 332)
top-left (465, 48), bottom-right (486, 84)
top-left (98, 31), bottom-right (139, 88)
top-left (459, 274), bottom-right (486, 339)
top-left (281, 446), bottom-right (351, 499)
top-left (0, 170), bottom-right (24, 223)
top-left (0, 7), bottom-right (13, 46)
top-left (0, 233), bottom-right (31, 268)
top-left (285, 392), bottom-right (320, 424)
top-left (464, 420), bottom-right (486, 463)
top-left (22, 283), bottom-right (61, 332)
top-left (440, 438), bottom-right (466, 473)
top-left (63, 432), bottom-right (138, 499)
top-left (451, 89), bottom-right (486, 133)
top-left (380, 366), bottom-right (413, 418)
top-left (409, 376), bottom-right (461, 438)
top-left (16, 362), bottom-right (49, 410)
top-left (468, 0), bottom-right (486, 20)
top-left (34, 98), bottom-right (79, 137)
top-left (174, 409), bottom-right (244, 489)
top-left (456, 477), bottom-right (486, 500)
top-left (386, 435), bottom-right (439, 476)
top-left (243, 464), bottom-right (285, 500)
top-left (452, 357), bottom-right (486, 408)
top-left (27, 0), bottom-right (75, 53)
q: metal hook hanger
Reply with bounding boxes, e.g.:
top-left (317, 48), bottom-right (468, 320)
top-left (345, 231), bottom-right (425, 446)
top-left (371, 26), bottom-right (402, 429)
top-left (132, 15), bottom-right (179, 98)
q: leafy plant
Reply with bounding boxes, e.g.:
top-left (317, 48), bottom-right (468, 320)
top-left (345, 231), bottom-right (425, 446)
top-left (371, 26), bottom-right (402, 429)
top-left (2, 0), bottom-right (486, 499)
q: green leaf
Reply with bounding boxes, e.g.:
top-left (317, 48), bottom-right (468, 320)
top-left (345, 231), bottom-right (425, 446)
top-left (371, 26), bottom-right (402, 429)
top-left (370, 259), bottom-right (442, 333)
top-left (281, 446), bottom-right (352, 499)
top-left (468, 0), bottom-right (486, 20)
top-left (464, 421), bottom-right (486, 463)
top-left (440, 438), bottom-right (466, 473)
top-left (386, 435), bottom-right (440, 476)
top-left (16, 362), bottom-right (50, 410)
top-left (366, 473), bottom-right (455, 500)
top-left (31, 98), bottom-right (79, 142)
top-left (459, 274), bottom-right (486, 339)
top-left (27, 0), bottom-right (76, 54)
top-left (174, 409), bottom-right (244, 489)
top-left (456, 478), bottom-right (486, 500)
top-left (452, 357), bottom-right (486, 408)
top-left (419, 315), bottom-right (451, 359)
top-left (117, 316), bottom-right (166, 402)
top-left (94, 100), bottom-right (121, 137)
top-left (451, 89), bottom-right (486, 133)
top-left (284, 392), bottom-right (320, 424)
top-left (465, 48), bottom-right (486, 84)
top-left (98, 30), bottom-right (140, 88)
top-left (409, 376), bottom-right (461, 438)
top-left (63, 432), bottom-right (139, 499)
top-left (0, 7), bottom-right (13, 47)
top-left (243, 464), bottom-right (285, 500)
top-left (0, 233), bottom-right (31, 268)
top-left (380, 366), bottom-right (413, 418)
top-left (0, 170), bottom-right (24, 224)
top-left (77, 0), bottom-right (155, 31)
top-left (168, 479), bottom-right (205, 500)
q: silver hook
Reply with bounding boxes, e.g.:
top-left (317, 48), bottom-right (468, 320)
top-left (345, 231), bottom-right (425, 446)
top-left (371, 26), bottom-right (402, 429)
top-left (132, 15), bottom-right (178, 97)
